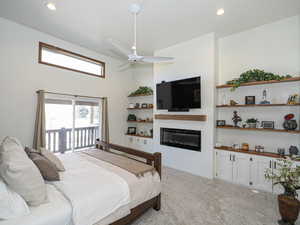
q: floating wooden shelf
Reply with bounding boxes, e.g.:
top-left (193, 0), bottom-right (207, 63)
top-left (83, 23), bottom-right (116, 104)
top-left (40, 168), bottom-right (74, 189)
top-left (215, 146), bottom-right (283, 159)
top-left (127, 121), bottom-right (153, 124)
top-left (217, 125), bottom-right (300, 134)
top-left (216, 76), bottom-right (300, 89)
top-left (125, 134), bottom-right (153, 139)
top-left (216, 103), bottom-right (300, 108)
top-left (127, 107), bottom-right (153, 110)
top-left (154, 114), bottom-right (207, 121)
top-left (128, 93), bottom-right (153, 97)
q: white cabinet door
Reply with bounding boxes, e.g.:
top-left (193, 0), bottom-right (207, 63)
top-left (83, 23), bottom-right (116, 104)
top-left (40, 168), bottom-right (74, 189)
top-left (215, 150), bottom-right (233, 182)
top-left (252, 156), bottom-right (273, 192)
top-left (232, 153), bottom-right (251, 187)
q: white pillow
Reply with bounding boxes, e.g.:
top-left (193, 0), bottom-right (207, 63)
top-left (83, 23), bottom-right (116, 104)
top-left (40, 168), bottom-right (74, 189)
top-left (0, 178), bottom-right (30, 219)
top-left (0, 137), bottom-right (47, 206)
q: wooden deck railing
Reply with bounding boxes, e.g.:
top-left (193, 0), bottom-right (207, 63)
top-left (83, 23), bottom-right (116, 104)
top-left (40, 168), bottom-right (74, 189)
top-left (46, 126), bottom-right (99, 153)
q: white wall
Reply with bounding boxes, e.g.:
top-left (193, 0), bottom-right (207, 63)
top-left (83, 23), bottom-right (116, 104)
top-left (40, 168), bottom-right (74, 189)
top-left (217, 15), bottom-right (300, 154)
top-left (153, 33), bottom-right (216, 178)
top-left (0, 17), bottom-right (135, 147)
top-left (132, 64), bottom-right (154, 88)
top-left (219, 15), bottom-right (300, 84)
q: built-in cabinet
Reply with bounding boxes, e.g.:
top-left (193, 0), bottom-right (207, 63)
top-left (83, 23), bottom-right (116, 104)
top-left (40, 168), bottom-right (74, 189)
top-left (215, 76), bottom-right (300, 193)
top-left (215, 149), bottom-right (285, 193)
top-left (215, 150), bottom-right (250, 187)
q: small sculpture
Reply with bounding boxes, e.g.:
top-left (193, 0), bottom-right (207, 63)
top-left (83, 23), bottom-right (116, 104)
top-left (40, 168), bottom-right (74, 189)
top-left (260, 89), bottom-right (270, 104)
top-left (283, 114), bottom-right (298, 130)
top-left (232, 111), bottom-right (242, 127)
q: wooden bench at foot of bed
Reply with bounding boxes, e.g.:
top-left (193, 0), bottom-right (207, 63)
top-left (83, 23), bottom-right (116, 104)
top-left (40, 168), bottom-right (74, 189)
top-left (96, 140), bottom-right (162, 225)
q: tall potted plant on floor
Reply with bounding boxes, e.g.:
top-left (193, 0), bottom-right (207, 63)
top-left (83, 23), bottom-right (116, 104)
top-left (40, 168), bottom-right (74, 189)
top-left (265, 158), bottom-right (300, 225)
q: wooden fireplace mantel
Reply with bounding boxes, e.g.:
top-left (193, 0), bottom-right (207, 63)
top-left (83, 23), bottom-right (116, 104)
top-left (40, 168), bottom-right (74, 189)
top-left (154, 114), bottom-right (207, 121)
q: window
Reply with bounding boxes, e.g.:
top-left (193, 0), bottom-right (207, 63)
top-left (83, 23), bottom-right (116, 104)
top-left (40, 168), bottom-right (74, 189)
top-left (39, 42), bottom-right (105, 78)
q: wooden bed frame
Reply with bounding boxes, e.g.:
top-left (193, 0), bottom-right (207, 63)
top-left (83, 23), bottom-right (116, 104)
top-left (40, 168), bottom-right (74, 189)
top-left (96, 141), bottom-right (162, 225)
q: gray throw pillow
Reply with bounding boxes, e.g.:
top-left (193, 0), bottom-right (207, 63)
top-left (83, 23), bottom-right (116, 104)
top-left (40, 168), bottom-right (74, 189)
top-left (28, 152), bottom-right (60, 181)
top-left (40, 148), bottom-right (65, 172)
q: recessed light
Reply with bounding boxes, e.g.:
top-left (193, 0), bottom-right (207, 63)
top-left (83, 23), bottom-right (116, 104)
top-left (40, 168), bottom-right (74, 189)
top-left (217, 8), bottom-right (224, 16)
top-left (46, 2), bottom-right (56, 11)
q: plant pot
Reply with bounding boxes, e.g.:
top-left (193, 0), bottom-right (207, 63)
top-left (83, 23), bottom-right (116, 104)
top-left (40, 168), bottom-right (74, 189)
top-left (248, 123), bottom-right (257, 128)
top-left (278, 194), bottom-right (300, 225)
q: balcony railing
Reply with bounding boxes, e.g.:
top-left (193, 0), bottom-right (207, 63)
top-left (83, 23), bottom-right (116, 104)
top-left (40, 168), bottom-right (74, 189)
top-left (46, 126), bottom-right (99, 153)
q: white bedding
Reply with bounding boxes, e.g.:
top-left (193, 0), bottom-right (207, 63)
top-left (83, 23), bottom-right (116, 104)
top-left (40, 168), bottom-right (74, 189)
top-left (0, 151), bottom-right (161, 225)
top-left (0, 184), bottom-right (72, 225)
top-left (80, 153), bottom-right (161, 209)
top-left (53, 154), bottom-right (130, 225)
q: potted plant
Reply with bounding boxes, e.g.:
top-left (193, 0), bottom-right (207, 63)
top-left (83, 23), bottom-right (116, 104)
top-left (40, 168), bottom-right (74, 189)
top-left (246, 118), bottom-right (258, 128)
top-left (226, 69), bottom-right (292, 91)
top-left (265, 158), bottom-right (300, 225)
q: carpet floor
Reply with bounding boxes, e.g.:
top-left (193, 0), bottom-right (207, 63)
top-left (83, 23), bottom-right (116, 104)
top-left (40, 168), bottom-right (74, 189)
top-left (132, 167), bottom-right (299, 225)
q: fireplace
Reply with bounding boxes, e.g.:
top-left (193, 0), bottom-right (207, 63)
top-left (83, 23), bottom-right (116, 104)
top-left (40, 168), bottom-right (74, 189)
top-left (160, 128), bottom-right (201, 151)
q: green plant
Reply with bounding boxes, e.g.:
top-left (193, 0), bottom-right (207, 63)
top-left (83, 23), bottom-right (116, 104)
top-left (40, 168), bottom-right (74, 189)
top-left (227, 69), bottom-right (292, 91)
top-left (129, 86), bottom-right (153, 96)
top-left (265, 158), bottom-right (300, 199)
top-left (246, 118), bottom-right (258, 124)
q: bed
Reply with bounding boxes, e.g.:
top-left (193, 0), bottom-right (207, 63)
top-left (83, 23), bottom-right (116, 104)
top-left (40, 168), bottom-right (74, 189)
top-left (0, 141), bottom-right (161, 225)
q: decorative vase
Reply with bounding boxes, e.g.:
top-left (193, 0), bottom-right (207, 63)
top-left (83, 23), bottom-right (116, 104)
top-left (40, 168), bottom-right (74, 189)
top-left (283, 120), bottom-right (298, 130)
top-left (248, 123), bottom-right (257, 128)
top-left (278, 194), bottom-right (300, 225)
top-left (289, 146), bottom-right (299, 156)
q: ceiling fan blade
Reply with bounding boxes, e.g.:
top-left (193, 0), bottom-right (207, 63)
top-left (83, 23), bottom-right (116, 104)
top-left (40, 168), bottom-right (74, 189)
top-left (106, 38), bottom-right (131, 58)
top-left (119, 62), bottom-right (132, 71)
top-left (141, 56), bottom-right (174, 63)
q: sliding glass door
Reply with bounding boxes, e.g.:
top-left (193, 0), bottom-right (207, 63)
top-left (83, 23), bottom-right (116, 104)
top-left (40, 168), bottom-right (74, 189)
top-left (74, 100), bottom-right (100, 150)
top-left (45, 94), bottom-right (100, 153)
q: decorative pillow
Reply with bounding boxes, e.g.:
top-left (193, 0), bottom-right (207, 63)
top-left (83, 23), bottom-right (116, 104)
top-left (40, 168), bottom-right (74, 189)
top-left (40, 148), bottom-right (65, 172)
top-left (0, 137), bottom-right (47, 206)
top-left (24, 146), bottom-right (39, 155)
top-left (0, 178), bottom-right (30, 219)
top-left (28, 152), bottom-right (60, 181)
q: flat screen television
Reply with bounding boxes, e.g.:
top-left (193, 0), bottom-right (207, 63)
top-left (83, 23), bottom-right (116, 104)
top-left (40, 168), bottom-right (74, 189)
top-left (156, 76), bottom-right (201, 111)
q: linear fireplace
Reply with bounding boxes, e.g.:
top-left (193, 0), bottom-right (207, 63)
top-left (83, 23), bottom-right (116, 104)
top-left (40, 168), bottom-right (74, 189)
top-left (160, 128), bottom-right (201, 151)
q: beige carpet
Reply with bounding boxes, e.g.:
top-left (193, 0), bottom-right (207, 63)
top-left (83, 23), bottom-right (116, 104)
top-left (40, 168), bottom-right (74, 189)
top-left (132, 167), bottom-right (299, 225)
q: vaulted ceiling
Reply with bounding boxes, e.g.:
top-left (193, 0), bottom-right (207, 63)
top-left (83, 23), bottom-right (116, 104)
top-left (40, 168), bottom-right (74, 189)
top-left (0, 0), bottom-right (299, 55)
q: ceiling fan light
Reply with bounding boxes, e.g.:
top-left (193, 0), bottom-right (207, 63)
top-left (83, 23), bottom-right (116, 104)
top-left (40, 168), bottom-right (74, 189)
top-left (217, 8), bottom-right (224, 16)
top-left (46, 2), bottom-right (56, 11)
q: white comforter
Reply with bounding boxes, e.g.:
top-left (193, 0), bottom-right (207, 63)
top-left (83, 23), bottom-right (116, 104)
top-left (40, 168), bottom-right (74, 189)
top-left (53, 154), bottom-right (130, 225)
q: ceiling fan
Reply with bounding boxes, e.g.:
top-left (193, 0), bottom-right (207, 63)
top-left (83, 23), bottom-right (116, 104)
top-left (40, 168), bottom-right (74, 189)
top-left (107, 3), bottom-right (174, 69)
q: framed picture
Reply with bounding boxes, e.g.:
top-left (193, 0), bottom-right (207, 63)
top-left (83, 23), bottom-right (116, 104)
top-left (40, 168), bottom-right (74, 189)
top-left (141, 103), bottom-right (148, 108)
top-left (261, 121), bottom-right (274, 129)
top-left (216, 120), bottom-right (226, 126)
top-left (245, 96), bottom-right (256, 105)
top-left (127, 127), bottom-right (136, 135)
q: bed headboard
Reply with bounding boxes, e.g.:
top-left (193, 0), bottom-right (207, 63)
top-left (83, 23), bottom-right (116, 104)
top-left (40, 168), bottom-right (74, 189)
top-left (96, 140), bottom-right (161, 178)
